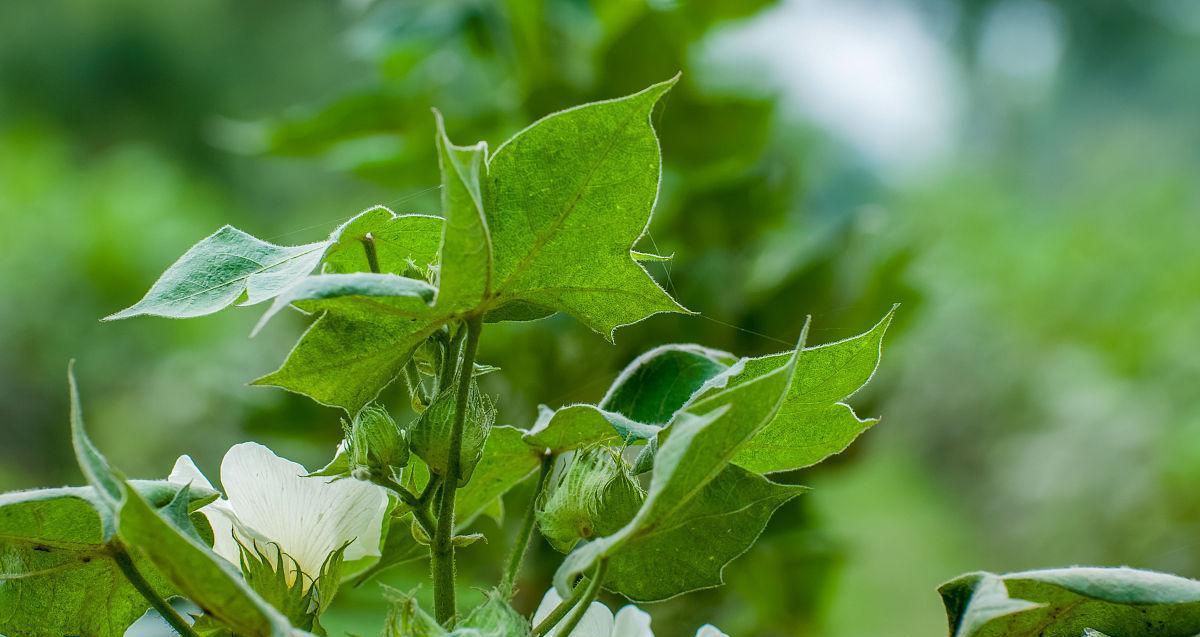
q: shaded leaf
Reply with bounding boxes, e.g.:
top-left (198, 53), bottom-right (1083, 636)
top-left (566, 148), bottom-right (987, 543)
top-left (523, 404), bottom-right (659, 454)
top-left (940, 568), bottom-right (1200, 637)
top-left (553, 331), bottom-right (799, 599)
top-left (253, 273), bottom-right (435, 336)
top-left (0, 482), bottom-right (211, 637)
top-left (253, 313), bottom-right (438, 414)
top-left (600, 344), bottom-right (735, 425)
top-left (323, 207), bottom-right (442, 276)
top-left (455, 426), bottom-right (543, 527)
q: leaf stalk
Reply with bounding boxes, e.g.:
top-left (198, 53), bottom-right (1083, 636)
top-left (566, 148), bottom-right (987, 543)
top-left (500, 452), bottom-right (553, 597)
top-left (112, 542), bottom-right (201, 637)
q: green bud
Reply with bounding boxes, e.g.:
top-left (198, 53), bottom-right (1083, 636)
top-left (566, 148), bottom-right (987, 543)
top-left (537, 447), bottom-right (645, 553)
top-left (345, 404), bottom-right (409, 481)
top-left (409, 377), bottom-right (495, 486)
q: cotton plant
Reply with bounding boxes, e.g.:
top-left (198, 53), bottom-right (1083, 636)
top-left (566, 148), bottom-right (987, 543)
top-left (1, 79), bottom-right (1192, 637)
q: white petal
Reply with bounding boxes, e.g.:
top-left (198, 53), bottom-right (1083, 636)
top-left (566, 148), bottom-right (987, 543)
top-left (613, 605), bottom-right (654, 637)
top-left (533, 589), bottom-right (615, 637)
top-left (694, 625), bottom-right (730, 637)
top-left (167, 455), bottom-right (241, 565)
top-left (168, 455), bottom-right (215, 491)
top-left (534, 589), bottom-right (565, 627)
top-left (220, 442), bottom-right (387, 579)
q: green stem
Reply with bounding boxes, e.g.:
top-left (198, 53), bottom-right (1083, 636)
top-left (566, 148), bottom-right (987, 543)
top-left (438, 323), bottom-right (467, 394)
top-left (360, 232), bottom-right (382, 274)
top-left (112, 543), bottom-right (200, 637)
top-left (374, 476), bottom-right (437, 538)
top-left (431, 314), bottom-right (483, 627)
top-left (532, 560), bottom-right (608, 637)
top-left (500, 452), bottom-right (553, 597)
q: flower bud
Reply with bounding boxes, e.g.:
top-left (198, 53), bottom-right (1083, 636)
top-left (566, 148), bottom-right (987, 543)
top-left (537, 448), bottom-right (645, 553)
top-left (409, 377), bottom-right (495, 486)
top-left (345, 404), bottom-right (409, 481)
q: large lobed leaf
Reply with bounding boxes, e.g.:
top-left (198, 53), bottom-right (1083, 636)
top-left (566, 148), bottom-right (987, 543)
top-left (940, 567), bottom-right (1200, 637)
top-left (484, 76), bottom-right (689, 339)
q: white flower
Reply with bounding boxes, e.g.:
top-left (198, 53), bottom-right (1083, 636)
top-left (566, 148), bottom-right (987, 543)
top-left (534, 589), bottom-right (729, 637)
top-left (168, 442), bottom-right (388, 585)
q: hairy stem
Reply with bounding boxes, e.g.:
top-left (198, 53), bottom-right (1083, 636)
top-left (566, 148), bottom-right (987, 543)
top-left (112, 543), bottom-right (200, 637)
top-left (532, 560), bottom-right (608, 637)
top-left (360, 232), bottom-right (382, 274)
top-left (431, 314), bottom-right (483, 627)
top-left (500, 452), bottom-right (553, 597)
top-left (374, 476), bottom-right (436, 538)
top-left (438, 323), bottom-right (467, 394)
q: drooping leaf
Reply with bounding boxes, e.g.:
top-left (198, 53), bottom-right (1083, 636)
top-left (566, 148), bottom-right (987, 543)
top-left (523, 404), bottom-right (659, 454)
top-left (715, 308), bottom-right (895, 474)
top-left (600, 465), bottom-right (805, 601)
top-left (117, 478), bottom-right (296, 637)
top-left (104, 226), bottom-right (326, 320)
top-left (553, 332), bottom-right (800, 599)
top-left (253, 273), bottom-right (436, 336)
top-left (483, 77), bottom-right (690, 339)
top-left (940, 568), bottom-right (1200, 637)
top-left (322, 207), bottom-right (442, 276)
top-left (253, 312), bottom-right (438, 414)
top-left (433, 111), bottom-right (492, 312)
top-left (599, 344), bottom-right (735, 425)
top-left (0, 482), bottom-right (213, 637)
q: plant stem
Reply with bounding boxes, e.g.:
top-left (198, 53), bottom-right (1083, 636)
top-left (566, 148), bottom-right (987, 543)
top-left (112, 543), bottom-right (200, 637)
top-left (374, 476), bottom-right (437, 538)
top-left (438, 323), bottom-right (467, 394)
top-left (431, 314), bottom-right (483, 627)
top-left (532, 560), bottom-right (608, 637)
top-left (500, 452), bottom-right (553, 597)
top-left (360, 232), bottom-right (382, 274)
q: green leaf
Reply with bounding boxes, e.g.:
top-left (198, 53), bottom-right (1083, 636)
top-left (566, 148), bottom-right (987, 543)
top-left (105, 225), bottom-right (326, 320)
top-left (484, 77), bottom-right (690, 338)
top-left (253, 273), bottom-right (436, 336)
top-left (455, 426), bottom-right (543, 527)
top-left (69, 363), bottom-right (121, 516)
top-left (601, 465), bottom-right (805, 601)
top-left (721, 307), bottom-right (895, 474)
top-left (940, 568), bottom-right (1200, 637)
top-left (433, 111), bottom-right (492, 312)
top-left (117, 478), bottom-right (295, 637)
top-left (322, 207), bottom-right (442, 276)
top-left (553, 331), bottom-right (800, 599)
top-left (253, 312), bottom-right (438, 414)
top-left (600, 344), bottom-right (735, 425)
top-left (0, 480), bottom-right (214, 637)
top-left (523, 404), bottom-right (659, 454)
top-left (347, 510), bottom-right (427, 588)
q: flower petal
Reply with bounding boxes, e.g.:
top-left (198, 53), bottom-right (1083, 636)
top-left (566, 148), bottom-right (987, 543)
top-left (220, 442), bottom-right (387, 578)
top-left (694, 626), bottom-right (730, 637)
top-left (168, 455), bottom-right (215, 491)
top-left (167, 455), bottom-right (242, 565)
top-left (534, 589), bottom-right (616, 637)
top-left (613, 606), bottom-right (653, 637)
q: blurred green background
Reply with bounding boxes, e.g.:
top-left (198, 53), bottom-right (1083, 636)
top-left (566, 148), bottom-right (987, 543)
top-left (2, 0), bottom-right (1199, 635)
